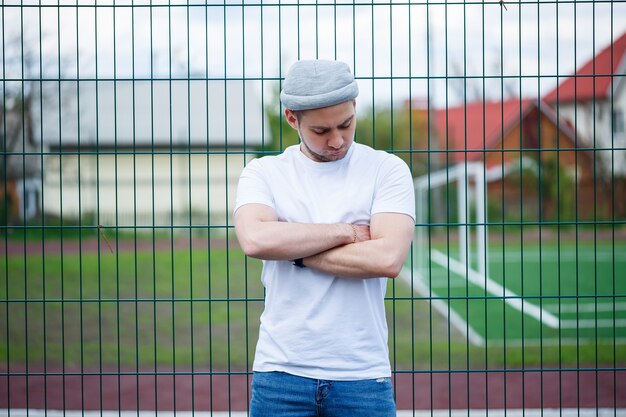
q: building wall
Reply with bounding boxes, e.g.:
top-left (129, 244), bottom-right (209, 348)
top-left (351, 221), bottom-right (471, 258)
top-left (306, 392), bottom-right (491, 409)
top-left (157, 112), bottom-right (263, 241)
top-left (43, 150), bottom-right (254, 231)
top-left (484, 110), bottom-right (603, 219)
top-left (484, 109), bottom-right (593, 181)
top-left (553, 86), bottom-right (626, 178)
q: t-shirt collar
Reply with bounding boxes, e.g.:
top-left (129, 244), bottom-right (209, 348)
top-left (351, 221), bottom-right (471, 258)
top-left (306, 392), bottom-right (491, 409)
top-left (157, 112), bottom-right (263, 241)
top-left (295, 142), bottom-right (355, 170)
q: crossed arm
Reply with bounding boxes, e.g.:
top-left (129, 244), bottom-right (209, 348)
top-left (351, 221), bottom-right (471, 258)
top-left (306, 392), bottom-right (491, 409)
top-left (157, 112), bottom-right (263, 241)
top-left (233, 203), bottom-right (414, 279)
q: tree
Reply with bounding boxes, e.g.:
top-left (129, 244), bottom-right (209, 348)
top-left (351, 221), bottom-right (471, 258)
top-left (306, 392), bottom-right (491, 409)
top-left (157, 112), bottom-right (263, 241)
top-left (1, 31), bottom-right (44, 225)
top-left (263, 82), bottom-right (300, 155)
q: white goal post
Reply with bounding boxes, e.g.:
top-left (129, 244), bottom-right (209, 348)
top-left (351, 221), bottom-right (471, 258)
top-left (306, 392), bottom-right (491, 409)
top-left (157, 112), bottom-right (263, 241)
top-left (414, 162), bottom-right (488, 279)
top-left (414, 158), bottom-right (539, 281)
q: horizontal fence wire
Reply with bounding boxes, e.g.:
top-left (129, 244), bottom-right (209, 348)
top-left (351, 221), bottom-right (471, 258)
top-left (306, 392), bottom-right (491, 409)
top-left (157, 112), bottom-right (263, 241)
top-left (2, 0), bottom-right (626, 414)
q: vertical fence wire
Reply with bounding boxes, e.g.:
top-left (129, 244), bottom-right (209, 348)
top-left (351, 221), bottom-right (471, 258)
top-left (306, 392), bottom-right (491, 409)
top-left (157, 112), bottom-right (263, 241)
top-left (1, 5), bottom-right (4, 408)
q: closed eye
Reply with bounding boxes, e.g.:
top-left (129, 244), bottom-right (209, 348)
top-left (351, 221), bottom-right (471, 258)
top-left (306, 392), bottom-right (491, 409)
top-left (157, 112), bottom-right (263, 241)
top-left (309, 116), bottom-right (353, 135)
top-left (311, 128), bottom-right (329, 135)
top-left (339, 116), bottom-right (354, 129)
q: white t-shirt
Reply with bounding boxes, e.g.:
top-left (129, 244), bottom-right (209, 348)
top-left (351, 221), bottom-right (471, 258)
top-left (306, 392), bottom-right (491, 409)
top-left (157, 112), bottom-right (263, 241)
top-left (234, 142), bottom-right (415, 381)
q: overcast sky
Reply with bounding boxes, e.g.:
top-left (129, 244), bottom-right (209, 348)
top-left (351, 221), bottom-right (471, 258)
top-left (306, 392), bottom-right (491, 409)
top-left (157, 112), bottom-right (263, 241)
top-left (3, 1), bottom-right (626, 110)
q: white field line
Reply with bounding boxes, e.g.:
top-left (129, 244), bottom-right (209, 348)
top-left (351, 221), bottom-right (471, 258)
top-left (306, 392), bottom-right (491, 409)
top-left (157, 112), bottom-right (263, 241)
top-left (487, 251), bottom-right (621, 262)
top-left (428, 278), bottom-right (471, 289)
top-left (399, 267), bottom-right (485, 347)
top-left (2, 409), bottom-right (624, 417)
top-left (399, 410), bottom-right (625, 417)
top-left (431, 250), bottom-right (561, 329)
top-left (545, 302), bottom-right (626, 313)
top-left (484, 337), bottom-right (626, 346)
top-left (560, 319), bottom-right (626, 329)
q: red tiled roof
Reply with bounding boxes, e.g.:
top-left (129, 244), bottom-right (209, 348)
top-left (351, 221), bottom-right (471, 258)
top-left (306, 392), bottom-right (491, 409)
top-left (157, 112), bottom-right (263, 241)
top-left (435, 99), bottom-right (536, 162)
top-left (544, 31), bottom-right (626, 103)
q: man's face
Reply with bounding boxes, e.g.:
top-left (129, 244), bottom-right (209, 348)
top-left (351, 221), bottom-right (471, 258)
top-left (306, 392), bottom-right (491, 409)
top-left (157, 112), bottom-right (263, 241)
top-left (285, 100), bottom-right (356, 163)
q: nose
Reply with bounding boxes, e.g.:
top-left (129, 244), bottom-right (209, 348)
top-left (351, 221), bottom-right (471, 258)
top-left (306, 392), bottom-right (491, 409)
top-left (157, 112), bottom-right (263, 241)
top-left (327, 130), bottom-right (343, 149)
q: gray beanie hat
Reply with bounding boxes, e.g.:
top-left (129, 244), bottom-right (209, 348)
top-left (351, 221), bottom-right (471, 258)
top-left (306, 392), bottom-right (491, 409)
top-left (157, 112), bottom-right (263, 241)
top-left (280, 60), bottom-right (359, 111)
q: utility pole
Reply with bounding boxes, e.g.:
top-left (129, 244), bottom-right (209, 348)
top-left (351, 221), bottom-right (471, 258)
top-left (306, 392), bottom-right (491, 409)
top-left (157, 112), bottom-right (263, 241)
top-left (427, 17), bottom-right (446, 226)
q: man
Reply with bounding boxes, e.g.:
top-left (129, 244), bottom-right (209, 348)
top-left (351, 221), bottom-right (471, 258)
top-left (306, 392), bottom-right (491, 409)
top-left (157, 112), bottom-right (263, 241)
top-left (233, 59), bottom-right (415, 417)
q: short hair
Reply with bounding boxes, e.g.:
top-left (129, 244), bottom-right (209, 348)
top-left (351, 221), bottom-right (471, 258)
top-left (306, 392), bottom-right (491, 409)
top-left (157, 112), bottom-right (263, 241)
top-left (291, 110), bottom-right (306, 123)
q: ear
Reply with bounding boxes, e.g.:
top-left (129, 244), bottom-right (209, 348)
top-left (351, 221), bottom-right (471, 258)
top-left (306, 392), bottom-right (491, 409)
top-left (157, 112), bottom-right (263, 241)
top-left (284, 109), bottom-right (299, 129)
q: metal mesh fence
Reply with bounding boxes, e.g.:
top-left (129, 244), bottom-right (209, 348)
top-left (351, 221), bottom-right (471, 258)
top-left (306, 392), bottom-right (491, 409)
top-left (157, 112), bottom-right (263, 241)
top-left (1, 0), bottom-right (625, 414)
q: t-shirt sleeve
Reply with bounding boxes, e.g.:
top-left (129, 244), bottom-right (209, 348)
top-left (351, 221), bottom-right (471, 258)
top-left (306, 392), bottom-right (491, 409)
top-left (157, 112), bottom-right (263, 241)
top-left (371, 155), bottom-right (416, 221)
top-left (233, 158), bottom-right (275, 214)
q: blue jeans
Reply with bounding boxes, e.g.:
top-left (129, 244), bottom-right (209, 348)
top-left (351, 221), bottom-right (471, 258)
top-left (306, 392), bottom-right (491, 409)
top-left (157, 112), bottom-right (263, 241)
top-left (249, 371), bottom-right (396, 417)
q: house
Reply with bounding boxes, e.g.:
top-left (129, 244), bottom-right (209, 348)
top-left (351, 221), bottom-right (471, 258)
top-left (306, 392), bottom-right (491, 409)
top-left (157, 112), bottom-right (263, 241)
top-left (543, 30), bottom-right (626, 216)
top-left (431, 98), bottom-right (597, 218)
top-left (32, 79), bottom-right (267, 229)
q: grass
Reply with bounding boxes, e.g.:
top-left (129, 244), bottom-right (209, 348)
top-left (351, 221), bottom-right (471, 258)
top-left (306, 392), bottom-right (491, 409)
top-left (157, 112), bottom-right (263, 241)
top-left (2, 231), bottom-right (625, 372)
top-left (1, 236), bottom-right (264, 371)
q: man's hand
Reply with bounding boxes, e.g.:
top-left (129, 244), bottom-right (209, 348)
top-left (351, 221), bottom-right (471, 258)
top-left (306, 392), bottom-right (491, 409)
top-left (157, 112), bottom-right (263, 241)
top-left (352, 224), bottom-right (371, 243)
top-left (303, 212), bottom-right (414, 279)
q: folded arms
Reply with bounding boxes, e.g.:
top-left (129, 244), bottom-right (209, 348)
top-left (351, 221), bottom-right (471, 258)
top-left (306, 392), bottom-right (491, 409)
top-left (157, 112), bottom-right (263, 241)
top-left (234, 203), bottom-right (414, 279)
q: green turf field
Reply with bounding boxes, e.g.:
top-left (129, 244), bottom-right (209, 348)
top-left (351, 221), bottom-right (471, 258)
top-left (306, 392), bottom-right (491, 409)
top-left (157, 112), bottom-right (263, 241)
top-left (408, 236), bottom-right (626, 346)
